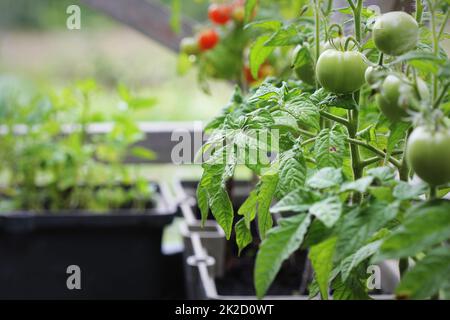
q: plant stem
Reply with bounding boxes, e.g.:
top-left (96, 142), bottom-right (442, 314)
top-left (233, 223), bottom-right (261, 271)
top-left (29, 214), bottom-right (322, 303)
top-left (314, 0), bottom-right (321, 89)
top-left (298, 128), bottom-right (316, 138)
top-left (429, 184), bottom-right (437, 200)
top-left (347, 138), bottom-right (402, 168)
top-left (319, 110), bottom-right (350, 127)
top-left (399, 128), bottom-right (413, 181)
top-left (427, 0), bottom-right (439, 102)
top-left (415, 0), bottom-right (423, 24)
top-left (347, 110), bottom-right (363, 180)
top-left (438, 10), bottom-right (450, 41)
top-left (433, 83), bottom-right (450, 109)
top-left (399, 258), bottom-right (409, 278)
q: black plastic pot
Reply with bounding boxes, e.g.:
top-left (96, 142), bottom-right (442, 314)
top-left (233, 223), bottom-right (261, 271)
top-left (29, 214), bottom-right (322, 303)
top-left (0, 182), bottom-right (184, 300)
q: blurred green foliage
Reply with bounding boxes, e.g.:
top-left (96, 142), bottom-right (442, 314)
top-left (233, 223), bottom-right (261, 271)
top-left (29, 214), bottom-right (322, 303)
top-left (0, 76), bottom-right (158, 212)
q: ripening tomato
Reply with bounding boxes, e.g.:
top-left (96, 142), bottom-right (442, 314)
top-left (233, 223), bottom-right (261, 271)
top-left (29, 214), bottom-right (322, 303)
top-left (373, 11), bottom-right (419, 56)
top-left (198, 29), bottom-right (220, 51)
top-left (180, 37), bottom-right (200, 55)
top-left (208, 4), bottom-right (232, 25)
top-left (406, 126), bottom-right (450, 186)
top-left (316, 49), bottom-right (367, 94)
top-left (244, 63), bottom-right (274, 84)
top-left (376, 75), bottom-right (429, 122)
top-left (232, 4), bottom-right (245, 22)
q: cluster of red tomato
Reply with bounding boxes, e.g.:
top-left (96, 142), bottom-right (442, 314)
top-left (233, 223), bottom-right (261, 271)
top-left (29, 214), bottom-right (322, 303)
top-left (180, 1), bottom-right (245, 55)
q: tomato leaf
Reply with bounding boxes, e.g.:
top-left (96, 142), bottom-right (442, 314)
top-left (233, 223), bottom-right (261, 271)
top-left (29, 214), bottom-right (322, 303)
top-left (309, 196), bottom-right (343, 228)
top-left (396, 247), bottom-right (450, 299)
top-left (250, 35), bottom-right (275, 79)
top-left (307, 167), bottom-right (343, 189)
top-left (257, 171), bottom-right (279, 239)
top-left (276, 146), bottom-right (307, 198)
top-left (235, 218), bottom-right (253, 255)
top-left (375, 201), bottom-right (450, 260)
top-left (255, 213), bottom-right (312, 298)
top-left (271, 188), bottom-right (321, 213)
top-left (309, 237), bottom-right (337, 300)
top-left (314, 127), bottom-right (347, 168)
top-left (340, 240), bottom-right (382, 282)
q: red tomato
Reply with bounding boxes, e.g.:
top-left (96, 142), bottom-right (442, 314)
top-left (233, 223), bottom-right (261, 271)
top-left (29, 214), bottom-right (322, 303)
top-left (197, 29), bottom-right (220, 51)
top-left (208, 4), bottom-right (232, 25)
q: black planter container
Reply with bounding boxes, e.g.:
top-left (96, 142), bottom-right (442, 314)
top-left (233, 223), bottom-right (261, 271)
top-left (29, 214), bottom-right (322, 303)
top-left (0, 182), bottom-right (184, 300)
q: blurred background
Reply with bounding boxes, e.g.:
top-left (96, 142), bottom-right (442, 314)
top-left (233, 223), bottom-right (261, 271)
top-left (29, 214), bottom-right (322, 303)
top-left (0, 0), bottom-right (232, 122)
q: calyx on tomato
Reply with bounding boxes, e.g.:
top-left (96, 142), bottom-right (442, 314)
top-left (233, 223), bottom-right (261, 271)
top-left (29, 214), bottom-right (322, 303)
top-left (376, 75), bottom-right (429, 122)
top-left (406, 126), bottom-right (450, 186)
top-left (373, 11), bottom-right (419, 56)
top-left (316, 49), bottom-right (367, 94)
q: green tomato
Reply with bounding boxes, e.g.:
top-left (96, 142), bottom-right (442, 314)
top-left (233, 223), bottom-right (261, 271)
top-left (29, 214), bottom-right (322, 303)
top-left (316, 49), bottom-right (367, 94)
top-left (365, 66), bottom-right (387, 87)
top-left (376, 75), bottom-right (429, 122)
top-left (373, 11), bottom-right (419, 56)
top-left (292, 45), bottom-right (316, 86)
top-left (180, 37), bottom-right (200, 55)
top-left (406, 126), bottom-right (450, 186)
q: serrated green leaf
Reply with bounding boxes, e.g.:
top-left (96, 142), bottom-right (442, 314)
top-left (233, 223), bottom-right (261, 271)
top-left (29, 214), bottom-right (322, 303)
top-left (264, 24), bottom-right (308, 46)
top-left (271, 188), bottom-right (320, 213)
top-left (255, 213), bottom-right (312, 298)
top-left (314, 128), bottom-right (346, 168)
top-left (393, 181), bottom-right (428, 200)
top-left (376, 201), bottom-right (450, 260)
top-left (244, 0), bottom-right (257, 23)
top-left (197, 182), bottom-right (209, 225)
top-left (238, 189), bottom-right (258, 228)
top-left (209, 188), bottom-right (234, 239)
top-left (250, 36), bottom-right (275, 79)
top-left (340, 176), bottom-right (375, 193)
top-left (309, 237), bottom-right (337, 300)
top-left (335, 201), bottom-right (399, 261)
top-left (245, 20), bottom-right (282, 32)
top-left (396, 247), bottom-right (450, 299)
top-left (257, 171), bottom-right (278, 239)
top-left (277, 148), bottom-right (307, 198)
top-left (319, 94), bottom-right (357, 110)
top-left (284, 96), bottom-right (320, 131)
top-left (386, 122), bottom-right (410, 160)
top-left (366, 166), bottom-right (396, 182)
top-left (332, 269), bottom-right (370, 300)
top-left (340, 240), bottom-right (382, 282)
top-left (307, 167), bottom-right (343, 189)
top-left (309, 196), bottom-right (342, 228)
top-left (235, 218), bottom-right (253, 255)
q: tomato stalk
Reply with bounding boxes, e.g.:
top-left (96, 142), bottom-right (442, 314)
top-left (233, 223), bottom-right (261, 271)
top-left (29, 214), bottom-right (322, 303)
top-left (346, 0), bottom-right (364, 181)
top-left (399, 128), bottom-right (413, 182)
top-left (415, 0), bottom-right (423, 24)
top-left (426, 0), bottom-right (439, 104)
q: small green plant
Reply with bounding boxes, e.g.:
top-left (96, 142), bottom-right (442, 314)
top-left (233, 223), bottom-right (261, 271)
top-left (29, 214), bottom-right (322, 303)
top-left (197, 0), bottom-right (450, 299)
top-left (0, 78), bottom-right (157, 213)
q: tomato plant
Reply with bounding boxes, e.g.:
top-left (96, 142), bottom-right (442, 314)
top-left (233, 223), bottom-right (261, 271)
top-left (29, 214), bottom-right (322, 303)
top-left (196, 0), bottom-right (450, 300)
top-left (0, 79), bottom-right (156, 212)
